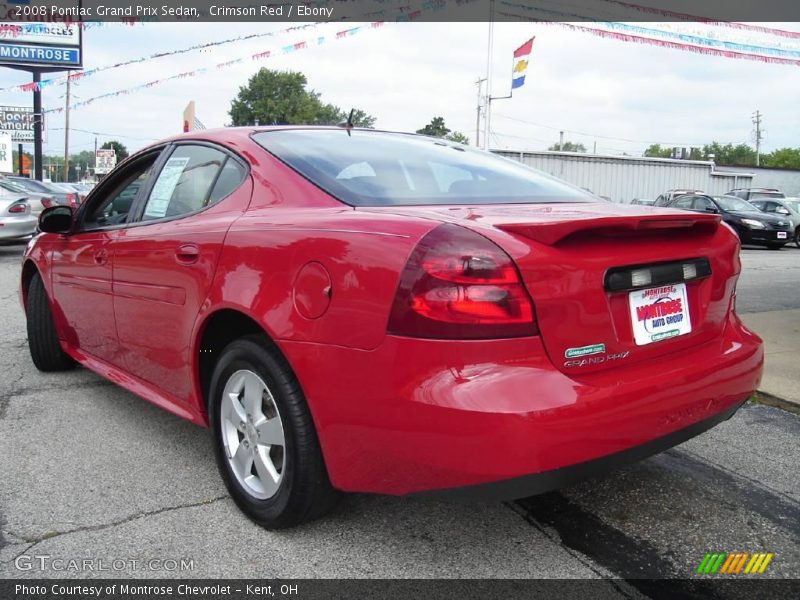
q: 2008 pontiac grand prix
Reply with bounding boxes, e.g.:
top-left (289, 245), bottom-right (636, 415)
top-left (21, 127), bottom-right (763, 528)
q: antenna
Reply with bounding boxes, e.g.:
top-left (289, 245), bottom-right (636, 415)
top-left (337, 109), bottom-right (355, 136)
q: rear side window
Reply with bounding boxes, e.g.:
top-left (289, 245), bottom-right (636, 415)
top-left (141, 145), bottom-right (244, 221)
top-left (253, 129), bottom-right (591, 207)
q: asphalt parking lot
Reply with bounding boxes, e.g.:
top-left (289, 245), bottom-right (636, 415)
top-left (0, 240), bottom-right (798, 587)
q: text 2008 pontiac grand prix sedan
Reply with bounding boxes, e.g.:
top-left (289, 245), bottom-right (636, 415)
top-left (20, 127), bottom-right (763, 529)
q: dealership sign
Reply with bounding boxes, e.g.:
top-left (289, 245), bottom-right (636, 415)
top-left (0, 3), bottom-right (82, 69)
top-left (0, 132), bottom-right (12, 174)
top-left (95, 148), bottom-right (116, 174)
top-left (0, 105), bottom-right (42, 143)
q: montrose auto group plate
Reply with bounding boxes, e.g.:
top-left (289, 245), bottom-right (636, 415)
top-left (629, 283), bottom-right (692, 346)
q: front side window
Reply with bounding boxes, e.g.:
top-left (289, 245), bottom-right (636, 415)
top-left (140, 145), bottom-right (239, 221)
top-left (81, 153), bottom-right (160, 229)
top-left (693, 196), bottom-right (715, 211)
top-left (672, 196), bottom-right (694, 209)
top-left (253, 129), bottom-right (592, 207)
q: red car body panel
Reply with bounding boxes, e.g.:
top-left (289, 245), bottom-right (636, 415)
top-left (20, 127), bottom-right (764, 497)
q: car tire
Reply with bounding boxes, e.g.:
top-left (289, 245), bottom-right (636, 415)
top-left (795, 228), bottom-right (800, 249)
top-left (26, 273), bottom-right (74, 372)
top-left (208, 335), bottom-right (339, 529)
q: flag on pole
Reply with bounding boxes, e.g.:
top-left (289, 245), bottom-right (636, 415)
top-left (511, 37), bottom-right (534, 90)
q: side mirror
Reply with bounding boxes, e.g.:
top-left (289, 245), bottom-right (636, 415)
top-left (776, 208), bottom-right (790, 215)
top-left (38, 205), bottom-right (73, 234)
top-left (704, 206), bottom-right (718, 213)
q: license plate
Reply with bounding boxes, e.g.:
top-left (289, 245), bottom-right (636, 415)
top-left (777, 232), bottom-right (788, 239)
top-left (629, 283), bottom-right (692, 346)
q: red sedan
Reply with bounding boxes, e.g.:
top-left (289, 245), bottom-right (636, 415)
top-left (21, 127), bottom-right (763, 529)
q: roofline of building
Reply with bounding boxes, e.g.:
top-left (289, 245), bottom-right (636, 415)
top-left (491, 148), bottom-right (755, 176)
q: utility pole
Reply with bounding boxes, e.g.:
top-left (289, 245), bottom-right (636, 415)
top-left (32, 70), bottom-right (43, 181)
top-left (482, 0), bottom-right (495, 150)
top-left (559, 131), bottom-right (564, 151)
top-left (475, 77), bottom-right (486, 148)
top-left (752, 110), bottom-right (763, 167)
top-left (63, 76), bottom-right (71, 182)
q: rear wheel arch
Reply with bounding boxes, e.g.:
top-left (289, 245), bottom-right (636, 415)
top-left (194, 309), bottom-right (293, 417)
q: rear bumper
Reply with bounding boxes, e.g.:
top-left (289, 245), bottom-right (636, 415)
top-left (281, 311), bottom-right (763, 496)
top-left (421, 398), bottom-right (746, 500)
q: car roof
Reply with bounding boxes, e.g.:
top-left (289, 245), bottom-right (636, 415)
top-left (155, 125), bottom-right (411, 146)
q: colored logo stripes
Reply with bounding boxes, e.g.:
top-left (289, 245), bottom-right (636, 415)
top-left (696, 552), bottom-right (774, 575)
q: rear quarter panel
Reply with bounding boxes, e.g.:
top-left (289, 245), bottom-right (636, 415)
top-left (203, 208), bottom-right (437, 350)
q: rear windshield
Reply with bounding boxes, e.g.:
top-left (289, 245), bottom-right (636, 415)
top-left (253, 129), bottom-right (592, 207)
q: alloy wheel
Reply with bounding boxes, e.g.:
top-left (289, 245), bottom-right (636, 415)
top-left (220, 369), bottom-right (286, 500)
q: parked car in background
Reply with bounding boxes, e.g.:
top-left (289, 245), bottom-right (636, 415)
top-left (654, 189), bottom-right (706, 206)
top-left (0, 178), bottom-right (54, 217)
top-left (21, 127), bottom-right (763, 529)
top-left (52, 182), bottom-right (88, 204)
top-left (749, 197), bottom-right (800, 248)
top-left (0, 195), bottom-right (36, 241)
top-left (630, 198), bottom-right (656, 206)
top-left (727, 188), bottom-right (785, 202)
top-left (666, 193), bottom-right (792, 249)
top-left (5, 177), bottom-right (77, 209)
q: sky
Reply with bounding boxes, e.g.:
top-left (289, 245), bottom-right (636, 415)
top-left (1, 20), bottom-right (799, 164)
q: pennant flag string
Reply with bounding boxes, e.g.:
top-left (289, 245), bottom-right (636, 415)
top-left (598, 0), bottom-right (800, 40)
top-left (43, 24), bottom-right (383, 114)
top-left (2, 0), bottom-right (459, 94)
top-left (499, 11), bottom-right (800, 68)
top-left (499, 1), bottom-right (800, 65)
top-left (0, 22), bottom-right (325, 93)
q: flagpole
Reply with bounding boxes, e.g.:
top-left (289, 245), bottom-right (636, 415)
top-left (483, 0), bottom-right (494, 150)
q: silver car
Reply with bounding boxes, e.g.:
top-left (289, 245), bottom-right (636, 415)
top-left (749, 197), bottom-right (800, 248)
top-left (4, 177), bottom-right (74, 212)
top-left (0, 178), bottom-right (55, 217)
top-left (0, 194), bottom-right (37, 241)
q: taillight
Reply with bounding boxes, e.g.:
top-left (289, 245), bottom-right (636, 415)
top-left (388, 224), bottom-right (538, 339)
top-left (41, 197), bottom-right (54, 208)
top-left (66, 193), bottom-right (76, 207)
top-left (8, 201), bottom-right (27, 214)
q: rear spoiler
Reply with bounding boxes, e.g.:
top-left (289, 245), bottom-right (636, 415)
top-left (496, 213), bottom-right (721, 246)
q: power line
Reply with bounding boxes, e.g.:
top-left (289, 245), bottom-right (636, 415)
top-left (48, 127), bottom-right (158, 141)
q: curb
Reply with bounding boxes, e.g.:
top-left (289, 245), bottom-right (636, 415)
top-left (752, 391), bottom-right (800, 415)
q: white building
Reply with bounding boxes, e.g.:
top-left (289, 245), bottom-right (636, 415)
top-left (495, 150), bottom-right (755, 202)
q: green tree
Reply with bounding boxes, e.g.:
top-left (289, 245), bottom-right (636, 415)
top-left (762, 147), bottom-right (800, 169)
top-left (644, 144), bottom-right (672, 158)
top-left (416, 117), bottom-right (470, 144)
top-left (229, 69), bottom-right (375, 127)
top-left (100, 140), bottom-right (129, 160)
top-left (548, 141), bottom-right (587, 152)
top-left (699, 142), bottom-right (757, 166)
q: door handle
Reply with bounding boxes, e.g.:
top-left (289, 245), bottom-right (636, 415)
top-left (93, 249), bottom-right (108, 265)
top-left (175, 243), bottom-right (200, 264)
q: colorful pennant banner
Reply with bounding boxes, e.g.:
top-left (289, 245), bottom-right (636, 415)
top-left (599, 0), bottom-right (800, 40)
top-left (0, 22), bottom-right (324, 93)
top-left (43, 23), bottom-right (383, 114)
top-left (499, 1), bottom-right (800, 66)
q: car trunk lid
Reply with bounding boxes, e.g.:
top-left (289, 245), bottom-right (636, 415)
top-left (360, 203), bottom-right (738, 374)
